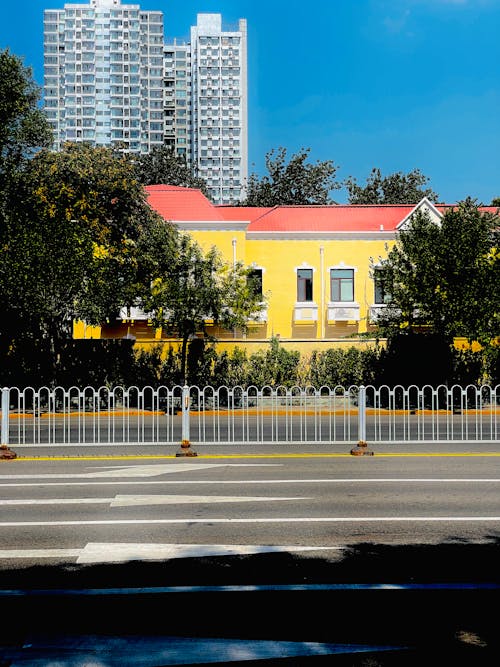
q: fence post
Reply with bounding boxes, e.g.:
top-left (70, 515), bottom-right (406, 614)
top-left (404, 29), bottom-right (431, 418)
top-left (176, 384), bottom-right (197, 457)
top-left (1, 388), bottom-right (9, 446)
top-left (351, 385), bottom-right (374, 456)
top-left (1, 387), bottom-right (16, 459)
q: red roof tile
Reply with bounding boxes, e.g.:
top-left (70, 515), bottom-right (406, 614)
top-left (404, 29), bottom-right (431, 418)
top-left (145, 185), bottom-right (224, 221)
top-left (217, 206), bottom-right (272, 222)
top-left (245, 205), bottom-right (416, 232)
top-left (144, 186), bottom-right (498, 232)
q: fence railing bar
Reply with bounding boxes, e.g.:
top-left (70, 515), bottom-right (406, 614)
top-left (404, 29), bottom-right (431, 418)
top-left (1, 384), bottom-right (498, 447)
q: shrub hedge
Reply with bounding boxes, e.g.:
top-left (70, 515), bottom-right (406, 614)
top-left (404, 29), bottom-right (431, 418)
top-left (1, 334), bottom-right (497, 389)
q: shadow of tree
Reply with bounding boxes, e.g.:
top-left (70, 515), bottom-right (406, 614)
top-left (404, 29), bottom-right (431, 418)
top-left (1, 538), bottom-right (500, 666)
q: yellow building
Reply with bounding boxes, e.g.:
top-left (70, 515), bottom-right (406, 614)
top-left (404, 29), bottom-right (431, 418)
top-left (74, 186), bottom-right (451, 354)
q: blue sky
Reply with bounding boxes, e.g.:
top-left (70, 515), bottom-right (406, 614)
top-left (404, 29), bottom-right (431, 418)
top-left (0, 0), bottom-right (499, 204)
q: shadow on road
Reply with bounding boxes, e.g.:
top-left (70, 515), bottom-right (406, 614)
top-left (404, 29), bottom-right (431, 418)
top-left (1, 539), bottom-right (500, 665)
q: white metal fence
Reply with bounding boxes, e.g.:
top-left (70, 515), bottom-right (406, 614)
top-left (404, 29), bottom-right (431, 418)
top-left (1, 384), bottom-right (499, 447)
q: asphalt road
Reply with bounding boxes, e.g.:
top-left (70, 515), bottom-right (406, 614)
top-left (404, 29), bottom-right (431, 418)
top-left (1, 443), bottom-right (499, 665)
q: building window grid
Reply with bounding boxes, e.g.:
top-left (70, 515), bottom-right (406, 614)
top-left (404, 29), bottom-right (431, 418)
top-left (374, 268), bottom-right (391, 305)
top-left (330, 269), bottom-right (354, 302)
top-left (45, 9), bottom-right (245, 199)
top-left (297, 269), bottom-right (313, 303)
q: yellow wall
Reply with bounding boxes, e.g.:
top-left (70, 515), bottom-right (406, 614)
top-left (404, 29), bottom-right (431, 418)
top-left (245, 237), bottom-right (392, 339)
top-left (185, 230), bottom-right (394, 340)
top-left (190, 229), bottom-right (247, 259)
top-left (75, 226), bottom-right (396, 351)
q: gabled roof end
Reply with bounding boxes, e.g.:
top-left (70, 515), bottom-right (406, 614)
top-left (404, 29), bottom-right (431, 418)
top-left (396, 197), bottom-right (443, 230)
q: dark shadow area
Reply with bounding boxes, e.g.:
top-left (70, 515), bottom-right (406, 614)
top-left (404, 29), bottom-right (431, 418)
top-left (1, 538), bottom-right (500, 589)
top-left (0, 539), bottom-right (500, 664)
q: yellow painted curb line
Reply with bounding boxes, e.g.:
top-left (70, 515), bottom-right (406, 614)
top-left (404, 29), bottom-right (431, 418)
top-left (5, 451), bottom-right (500, 462)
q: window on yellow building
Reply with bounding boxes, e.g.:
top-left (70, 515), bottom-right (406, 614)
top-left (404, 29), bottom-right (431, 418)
top-left (248, 268), bottom-right (263, 299)
top-left (331, 269), bottom-right (354, 302)
top-left (297, 268), bottom-right (313, 302)
top-left (374, 268), bottom-right (391, 304)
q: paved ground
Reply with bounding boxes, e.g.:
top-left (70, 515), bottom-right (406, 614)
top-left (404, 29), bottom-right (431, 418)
top-left (1, 441), bottom-right (500, 665)
top-left (1, 558), bottom-right (499, 665)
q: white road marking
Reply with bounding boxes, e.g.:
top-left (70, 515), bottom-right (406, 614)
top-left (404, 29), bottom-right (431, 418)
top-left (0, 543), bottom-right (341, 563)
top-left (0, 516), bottom-right (499, 527)
top-left (0, 463), bottom-right (279, 480)
top-left (0, 495), bottom-right (308, 507)
top-left (77, 542), bottom-right (340, 563)
top-left (0, 548), bottom-right (81, 559)
top-left (110, 494), bottom-right (307, 507)
top-left (1, 477), bottom-right (499, 488)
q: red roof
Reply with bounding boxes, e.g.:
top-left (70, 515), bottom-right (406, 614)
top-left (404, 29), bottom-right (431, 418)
top-left (245, 205), bottom-right (416, 232)
top-left (145, 185), bottom-right (224, 221)
top-left (145, 186), bottom-right (499, 232)
top-left (217, 206), bottom-right (271, 222)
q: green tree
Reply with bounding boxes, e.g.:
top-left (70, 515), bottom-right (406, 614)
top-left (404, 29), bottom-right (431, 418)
top-left (0, 142), bottom-right (161, 383)
top-left (242, 147), bottom-right (339, 206)
top-left (0, 49), bottom-right (53, 384)
top-left (134, 145), bottom-right (209, 196)
top-left (373, 198), bottom-right (500, 350)
top-left (138, 230), bottom-right (265, 383)
top-left (345, 167), bottom-right (439, 204)
top-left (491, 197), bottom-right (500, 207)
top-left (0, 49), bottom-right (52, 189)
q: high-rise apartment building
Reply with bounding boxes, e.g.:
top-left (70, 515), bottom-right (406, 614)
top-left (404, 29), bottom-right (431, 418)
top-left (43, 0), bottom-right (248, 203)
top-left (190, 14), bottom-right (248, 204)
top-left (43, 0), bottom-right (165, 153)
top-left (163, 40), bottom-right (192, 164)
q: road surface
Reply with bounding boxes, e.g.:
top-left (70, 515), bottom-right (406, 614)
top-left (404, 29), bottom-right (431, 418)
top-left (0, 443), bottom-right (499, 665)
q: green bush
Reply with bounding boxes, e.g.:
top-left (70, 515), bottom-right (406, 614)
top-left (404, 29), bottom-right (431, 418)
top-left (211, 347), bottom-right (249, 387)
top-left (307, 346), bottom-right (381, 388)
top-left (1, 333), bottom-right (496, 390)
top-left (245, 337), bottom-right (301, 388)
top-left (451, 348), bottom-right (485, 387)
top-left (483, 345), bottom-right (500, 387)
